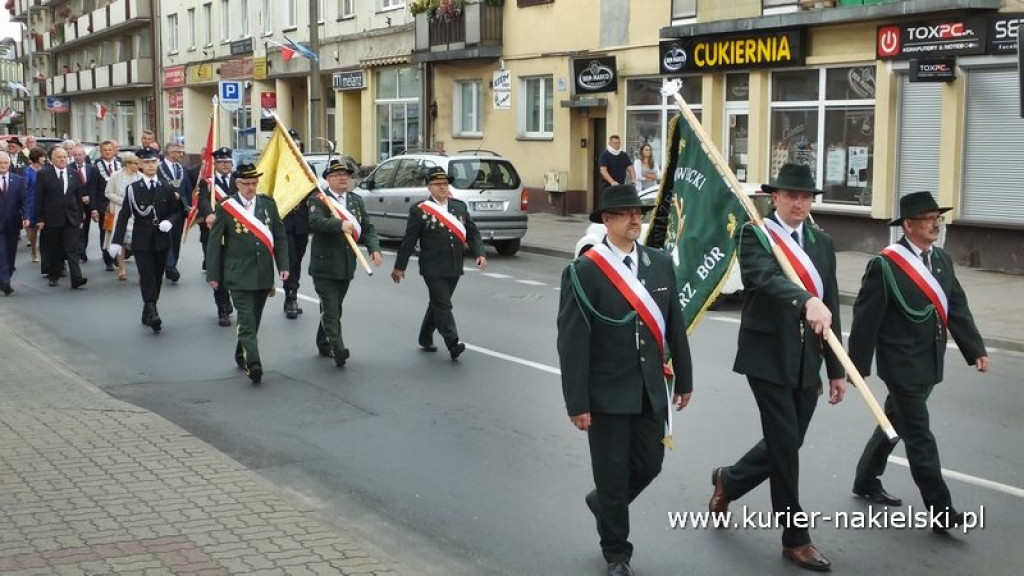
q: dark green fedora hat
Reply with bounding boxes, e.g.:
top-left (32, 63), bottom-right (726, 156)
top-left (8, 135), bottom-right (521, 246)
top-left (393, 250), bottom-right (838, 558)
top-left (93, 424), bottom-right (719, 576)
top-left (762, 163), bottom-right (823, 195)
top-left (590, 184), bottom-right (654, 223)
top-left (889, 191), bottom-right (952, 226)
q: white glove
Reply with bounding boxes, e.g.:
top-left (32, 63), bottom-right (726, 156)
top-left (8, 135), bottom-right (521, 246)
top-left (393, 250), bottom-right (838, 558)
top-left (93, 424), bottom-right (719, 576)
top-left (107, 244), bottom-right (122, 258)
top-left (158, 220), bottom-right (172, 233)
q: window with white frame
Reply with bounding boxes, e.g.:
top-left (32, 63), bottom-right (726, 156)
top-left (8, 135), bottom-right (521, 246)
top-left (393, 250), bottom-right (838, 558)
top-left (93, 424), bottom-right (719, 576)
top-left (340, 0), bottom-right (355, 17)
top-left (261, 0), bottom-right (272, 34)
top-left (187, 8), bottom-right (196, 49)
top-left (285, 0), bottom-right (297, 28)
top-left (203, 3), bottom-right (213, 45)
top-left (318, 0), bottom-right (326, 22)
top-left (770, 66), bottom-right (876, 206)
top-left (624, 76), bottom-right (701, 173)
top-left (166, 14), bottom-right (179, 53)
top-left (240, 0), bottom-right (250, 37)
top-left (454, 80), bottom-right (482, 137)
top-left (381, 0), bottom-right (403, 9)
top-left (220, 0), bottom-right (230, 41)
top-left (375, 67), bottom-right (421, 161)
top-left (520, 76), bottom-right (553, 138)
top-left (672, 0), bottom-right (695, 19)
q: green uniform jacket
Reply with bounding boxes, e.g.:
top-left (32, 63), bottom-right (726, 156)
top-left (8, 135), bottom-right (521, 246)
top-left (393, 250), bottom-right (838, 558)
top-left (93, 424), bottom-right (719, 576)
top-left (307, 189), bottom-right (382, 280)
top-left (557, 243), bottom-right (693, 416)
top-left (393, 198), bottom-right (485, 277)
top-left (205, 194), bottom-right (289, 291)
top-left (732, 215), bottom-right (845, 388)
top-left (848, 238), bottom-right (985, 390)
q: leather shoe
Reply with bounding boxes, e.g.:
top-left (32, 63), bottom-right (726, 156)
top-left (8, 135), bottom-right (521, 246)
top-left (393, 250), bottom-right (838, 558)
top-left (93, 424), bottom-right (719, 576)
top-left (606, 561), bottom-right (634, 576)
top-left (334, 348), bottom-right (350, 367)
top-left (449, 341), bottom-right (466, 361)
top-left (709, 467), bottom-right (730, 514)
top-left (853, 486), bottom-right (902, 506)
top-left (165, 268), bottom-right (181, 282)
top-left (47, 279), bottom-right (59, 287)
top-left (105, 263), bottom-right (115, 272)
top-left (218, 314), bottom-right (231, 327)
top-left (933, 511), bottom-right (965, 535)
top-left (419, 339), bottom-right (438, 352)
top-left (80, 253), bottom-right (88, 263)
top-left (71, 277), bottom-right (87, 290)
top-left (783, 543), bottom-right (831, 572)
top-left (284, 299), bottom-right (299, 319)
top-left (317, 346), bottom-right (333, 358)
top-left (0, 282), bottom-right (12, 296)
top-left (248, 367), bottom-right (262, 385)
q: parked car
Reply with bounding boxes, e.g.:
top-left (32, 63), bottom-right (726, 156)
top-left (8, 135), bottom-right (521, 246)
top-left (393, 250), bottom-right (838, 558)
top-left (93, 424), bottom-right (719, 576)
top-left (574, 184), bottom-right (770, 294)
top-left (357, 150), bottom-right (528, 255)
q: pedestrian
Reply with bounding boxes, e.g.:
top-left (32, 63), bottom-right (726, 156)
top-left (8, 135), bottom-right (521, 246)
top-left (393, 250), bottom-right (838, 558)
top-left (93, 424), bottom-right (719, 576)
top-left (205, 163), bottom-right (289, 385)
top-left (35, 146), bottom-right (88, 289)
top-left (70, 144), bottom-right (102, 264)
top-left (308, 158), bottom-right (382, 366)
top-left (93, 140), bottom-right (122, 271)
top-left (850, 190), bottom-right (989, 533)
top-left (103, 152), bottom-right (141, 281)
top-left (22, 147), bottom-right (45, 265)
top-left (140, 129), bottom-right (160, 152)
top-left (197, 146), bottom-right (237, 326)
top-left (7, 138), bottom-right (26, 175)
top-left (157, 142), bottom-right (193, 282)
top-left (557, 184), bottom-right (692, 576)
top-left (598, 135), bottom-right (634, 192)
top-left (281, 129), bottom-right (310, 320)
top-left (107, 147), bottom-right (183, 332)
top-left (708, 163), bottom-right (845, 571)
top-left (0, 152), bottom-right (32, 296)
top-left (391, 166), bottom-right (486, 360)
top-left (633, 142), bottom-right (659, 193)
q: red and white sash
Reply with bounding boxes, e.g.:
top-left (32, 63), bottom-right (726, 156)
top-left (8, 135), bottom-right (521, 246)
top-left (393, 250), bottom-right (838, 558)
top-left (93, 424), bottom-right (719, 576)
top-left (319, 191), bottom-right (361, 242)
top-left (584, 243), bottom-right (667, 358)
top-left (881, 243), bottom-right (949, 325)
top-left (221, 197), bottom-right (274, 254)
top-left (763, 219), bottom-right (825, 299)
top-left (419, 200), bottom-right (467, 244)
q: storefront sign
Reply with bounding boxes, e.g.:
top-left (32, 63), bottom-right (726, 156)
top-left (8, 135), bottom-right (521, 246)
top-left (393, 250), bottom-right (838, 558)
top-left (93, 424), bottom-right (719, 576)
top-left (230, 38), bottom-right (253, 56)
top-left (658, 30), bottom-right (805, 74)
top-left (988, 13), bottom-right (1024, 55)
top-left (910, 58), bottom-right (956, 83)
top-left (219, 58), bottom-right (253, 80)
top-left (571, 56), bottom-right (617, 95)
top-left (188, 63), bottom-right (214, 83)
top-left (332, 70), bottom-right (365, 91)
top-left (876, 17), bottom-right (987, 60)
top-left (45, 97), bottom-right (69, 113)
top-left (168, 89), bottom-right (184, 108)
top-left (163, 65), bottom-right (186, 88)
top-left (493, 69), bottom-right (511, 109)
top-left (260, 92), bottom-right (277, 108)
top-left (253, 57), bottom-right (267, 80)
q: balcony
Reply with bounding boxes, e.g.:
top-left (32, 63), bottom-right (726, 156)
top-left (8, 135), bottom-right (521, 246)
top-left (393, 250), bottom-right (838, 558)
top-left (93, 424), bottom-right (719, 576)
top-left (412, 3), bottom-right (503, 63)
top-left (47, 59), bottom-right (154, 96)
top-left (47, 0), bottom-right (151, 52)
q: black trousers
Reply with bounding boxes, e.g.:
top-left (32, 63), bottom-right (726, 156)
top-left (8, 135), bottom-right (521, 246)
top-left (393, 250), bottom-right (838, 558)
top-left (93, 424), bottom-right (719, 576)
top-left (199, 224), bottom-right (232, 313)
top-left (283, 231), bottom-right (308, 293)
top-left (420, 275), bottom-right (460, 348)
top-left (81, 214), bottom-right (112, 264)
top-left (0, 230), bottom-right (18, 284)
top-left (41, 225), bottom-right (83, 283)
top-left (135, 247), bottom-right (168, 305)
top-left (854, 384), bottom-right (952, 511)
top-left (165, 215), bottom-right (185, 271)
top-left (721, 378), bottom-right (819, 548)
top-left (588, 405), bottom-right (666, 563)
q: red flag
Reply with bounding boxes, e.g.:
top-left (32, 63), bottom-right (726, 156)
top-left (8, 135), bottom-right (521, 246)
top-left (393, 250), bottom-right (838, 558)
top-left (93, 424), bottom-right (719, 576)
top-left (94, 102), bottom-right (107, 120)
top-left (281, 46), bottom-right (296, 62)
top-left (185, 117), bottom-right (215, 232)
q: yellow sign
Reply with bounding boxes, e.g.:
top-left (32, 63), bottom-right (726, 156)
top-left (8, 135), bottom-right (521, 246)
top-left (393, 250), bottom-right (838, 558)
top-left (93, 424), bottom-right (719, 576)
top-left (187, 63), bottom-right (214, 83)
top-left (694, 36), bottom-right (792, 68)
top-left (660, 30), bottom-right (806, 73)
top-left (254, 57), bottom-right (267, 80)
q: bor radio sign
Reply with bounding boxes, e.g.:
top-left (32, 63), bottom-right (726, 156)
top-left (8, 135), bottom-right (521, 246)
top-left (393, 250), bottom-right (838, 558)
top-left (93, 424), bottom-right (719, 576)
top-left (658, 30), bottom-right (805, 74)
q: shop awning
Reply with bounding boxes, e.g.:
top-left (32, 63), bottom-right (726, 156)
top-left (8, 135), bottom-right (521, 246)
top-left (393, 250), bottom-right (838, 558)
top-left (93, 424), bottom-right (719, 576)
top-left (360, 55), bottom-right (410, 68)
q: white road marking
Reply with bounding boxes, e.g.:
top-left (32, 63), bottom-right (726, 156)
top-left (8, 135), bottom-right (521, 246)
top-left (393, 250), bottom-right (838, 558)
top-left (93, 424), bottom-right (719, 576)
top-left (463, 343), bottom-right (561, 376)
top-left (515, 280), bottom-right (547, 286)
top-left (888, 456), bottom-right (1024, 498)
top-left (483, 273), bottom-right (513, 279)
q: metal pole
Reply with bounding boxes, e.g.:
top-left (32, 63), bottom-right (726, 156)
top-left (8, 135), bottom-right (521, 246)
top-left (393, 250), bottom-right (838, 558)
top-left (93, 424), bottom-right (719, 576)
top-left (24, 10), bottom-right (35, 134)
top-left (308, 0), bottom-right (323, 153)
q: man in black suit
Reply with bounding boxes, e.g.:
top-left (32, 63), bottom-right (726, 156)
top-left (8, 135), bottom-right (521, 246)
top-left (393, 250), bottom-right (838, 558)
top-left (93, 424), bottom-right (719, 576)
top-left (557, 185), bottom-right (692, 576)
top-left (0, 151), bottom-right (32, 295)
top-left (391, 167), bottom-right (487, 360)
top-left (709, 164), bottom-right (845, 571)
top-left (92, 140), bottom-right (122, 271)
top-left (157, 142), bottom-right (193, 282)
top-left (850, 191), bottom-right (989, 534)
top-left (108, 148), bottom-right (184, 332)
top-left (197, 147), bottom-right (237, 326)
top-left (35, 146), bottom-right (88, 289)
top-left (70, 144), bottom-right (102, 264)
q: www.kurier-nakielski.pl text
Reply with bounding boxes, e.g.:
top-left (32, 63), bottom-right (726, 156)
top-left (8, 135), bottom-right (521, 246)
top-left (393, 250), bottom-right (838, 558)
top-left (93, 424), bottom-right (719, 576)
top-left (668, 506), bottom-right (984, 534)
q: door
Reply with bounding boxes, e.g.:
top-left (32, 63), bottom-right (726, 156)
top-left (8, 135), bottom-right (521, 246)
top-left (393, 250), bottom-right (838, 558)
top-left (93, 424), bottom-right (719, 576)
top-left (591, 118), bottom-right (606, 211)
top-left (725, 109), bottom-right (749, 183)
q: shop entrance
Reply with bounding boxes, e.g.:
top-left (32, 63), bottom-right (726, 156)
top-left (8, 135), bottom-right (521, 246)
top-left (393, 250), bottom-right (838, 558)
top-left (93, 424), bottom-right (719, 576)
top-left (590, 117), bottom-right (606, 210)
top-left (725, 109), bottom-right (749, 183)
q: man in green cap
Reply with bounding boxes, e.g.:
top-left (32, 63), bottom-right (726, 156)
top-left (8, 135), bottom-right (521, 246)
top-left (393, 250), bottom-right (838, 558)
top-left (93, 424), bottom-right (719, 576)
top-left (205, 163), bottom-right (290, 385)
top-left (391, 166), bottom-right (486, 360)
top-left (308, 158), bottom-right (382, 367)
top-left (850, 190), bottom-right (988, 534)
top-left (708, 163), bottom-right (845, 572)
top-left (558, 184), bottom-right (692, 576)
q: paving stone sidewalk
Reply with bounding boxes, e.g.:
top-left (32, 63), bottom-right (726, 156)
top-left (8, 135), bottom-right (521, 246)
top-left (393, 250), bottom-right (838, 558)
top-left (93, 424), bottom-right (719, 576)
top-left (0, 312), bottom-right (401, 576)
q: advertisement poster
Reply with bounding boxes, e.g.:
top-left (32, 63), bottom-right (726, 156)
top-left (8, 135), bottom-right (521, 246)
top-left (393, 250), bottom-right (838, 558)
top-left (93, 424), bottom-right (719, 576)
top-left (826, 145), bottom-right (847, 185)
top-left (848, 146), bottom-right (869, 187)
top-left (493, 69), bottom-right (511, 110)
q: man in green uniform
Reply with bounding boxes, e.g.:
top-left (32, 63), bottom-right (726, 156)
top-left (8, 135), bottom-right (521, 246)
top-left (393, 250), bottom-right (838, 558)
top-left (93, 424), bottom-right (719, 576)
top-left (391, 166), bottom-right (486, 360)
top-left (557, 185), bottom-right (692, 576)
top-left (308, 158), bottom-right (382, 367)
top-left (850, 190), bottom-right (989, 533)
top-left (205, 164), bottom-right (289, 385)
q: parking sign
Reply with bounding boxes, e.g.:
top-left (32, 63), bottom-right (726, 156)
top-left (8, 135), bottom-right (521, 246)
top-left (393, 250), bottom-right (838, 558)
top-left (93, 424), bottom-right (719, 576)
top-left (219, 81), bottom-right (243, 112)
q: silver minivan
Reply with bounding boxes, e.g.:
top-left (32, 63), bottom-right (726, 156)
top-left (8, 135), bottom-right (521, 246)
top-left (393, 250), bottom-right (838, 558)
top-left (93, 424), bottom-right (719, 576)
top-left (358, 151), bottom-right (528, 255)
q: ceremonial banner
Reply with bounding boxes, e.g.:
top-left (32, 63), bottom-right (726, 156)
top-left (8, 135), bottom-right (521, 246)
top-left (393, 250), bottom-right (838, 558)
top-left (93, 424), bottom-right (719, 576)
top-left (256, 123), bottom-right (319, 218)
top-left (185, 116), bottom-right (215, 232)
top-left (646, 113), bottom-right (749, 334)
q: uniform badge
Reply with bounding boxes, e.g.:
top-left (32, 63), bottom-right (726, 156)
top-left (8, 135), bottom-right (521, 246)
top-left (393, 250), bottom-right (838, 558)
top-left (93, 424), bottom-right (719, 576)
top-left (642, 251), bottom-right (651, 267)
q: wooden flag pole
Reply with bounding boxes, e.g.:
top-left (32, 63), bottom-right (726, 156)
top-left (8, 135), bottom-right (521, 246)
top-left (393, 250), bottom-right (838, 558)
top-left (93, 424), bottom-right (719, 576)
top-left (662, 80), bottom-right (897, 442)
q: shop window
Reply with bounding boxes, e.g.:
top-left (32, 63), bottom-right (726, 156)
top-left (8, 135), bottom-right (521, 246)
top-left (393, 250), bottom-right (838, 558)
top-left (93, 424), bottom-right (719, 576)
top-left (454, 80), bottom-right (482, 137)
top-left (770, 65), bottom-right (876, 207)
top-left (726, 73), bottom-right (749, 102)
top-left (520, 76), bottom-right (553, 138)
top-left (624, 76), bottom-right (701, 175)
top-left (376, 67), bottom-right (422, 161)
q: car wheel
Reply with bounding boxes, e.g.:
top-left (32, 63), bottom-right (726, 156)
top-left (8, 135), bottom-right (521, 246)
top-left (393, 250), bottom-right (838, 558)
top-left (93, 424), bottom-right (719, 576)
top-left (494, 239), bottom-right (521, 256)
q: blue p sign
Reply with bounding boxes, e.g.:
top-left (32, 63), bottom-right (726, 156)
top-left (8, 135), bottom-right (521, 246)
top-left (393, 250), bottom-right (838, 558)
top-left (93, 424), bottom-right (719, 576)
top-left (220, 81), bottom-right (241, 102)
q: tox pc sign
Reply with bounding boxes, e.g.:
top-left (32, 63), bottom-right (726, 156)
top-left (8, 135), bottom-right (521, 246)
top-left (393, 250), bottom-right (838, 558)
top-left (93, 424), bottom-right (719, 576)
top-left (876, 18), bottom-right (987, 59)
top-left (219, 81), bottom-right (244, 112)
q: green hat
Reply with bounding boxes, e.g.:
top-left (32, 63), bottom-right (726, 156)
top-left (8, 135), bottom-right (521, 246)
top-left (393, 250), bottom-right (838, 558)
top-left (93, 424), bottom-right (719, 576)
top-left (762, 163), bottom-right (823, 195)
top-left (889, 191), bottom-right (952, 226)
top-left (233, 163), bottom-right (262, 180)
top-left (322, 158), bottom-right (354, 177)
top-left (589, 184), bottom-right (654, 223)
top-left (425, 166), bottom-right (454, 183)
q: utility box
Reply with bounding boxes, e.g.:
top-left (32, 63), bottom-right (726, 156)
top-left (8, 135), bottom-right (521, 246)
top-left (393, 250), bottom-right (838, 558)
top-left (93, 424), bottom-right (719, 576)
top-left (543, 170), bottom-right (568, 192)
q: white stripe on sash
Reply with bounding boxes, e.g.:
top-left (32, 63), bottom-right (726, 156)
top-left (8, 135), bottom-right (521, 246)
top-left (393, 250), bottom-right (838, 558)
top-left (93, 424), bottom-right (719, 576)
top-left (222, 197), bottom-right (275, 253)
top-left (763, 218), bottom-right (825, 299)
top-left (320, 191), bottom-right (362, 242)
top-left (881, 243), bottom-right (949, 325)
top-left (586, 243), bottom-right (667, 354)
top-left (420, 200), bottom-right (467, 244)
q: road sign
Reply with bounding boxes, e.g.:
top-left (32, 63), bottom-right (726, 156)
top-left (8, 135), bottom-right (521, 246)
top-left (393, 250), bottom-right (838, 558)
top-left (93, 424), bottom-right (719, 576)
top-left (219, 81), bottom-right (243, 112)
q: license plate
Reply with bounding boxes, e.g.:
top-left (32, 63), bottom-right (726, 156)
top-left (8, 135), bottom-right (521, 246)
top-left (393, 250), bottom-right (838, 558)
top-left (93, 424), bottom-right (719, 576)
top-left (473, 201), bottom-right (504, 211)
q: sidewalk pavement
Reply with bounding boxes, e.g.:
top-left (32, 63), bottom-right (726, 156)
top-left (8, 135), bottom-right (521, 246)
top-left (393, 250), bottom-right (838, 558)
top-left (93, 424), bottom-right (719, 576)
top-left (521, 212), bottom-right (1024, 353)
top-left (0, 309), bottom-right (401, 576)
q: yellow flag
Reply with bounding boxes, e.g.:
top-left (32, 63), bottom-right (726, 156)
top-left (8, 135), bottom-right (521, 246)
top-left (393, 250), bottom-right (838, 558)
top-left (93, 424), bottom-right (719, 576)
top-left (256, 123), bottom-right (318, 218)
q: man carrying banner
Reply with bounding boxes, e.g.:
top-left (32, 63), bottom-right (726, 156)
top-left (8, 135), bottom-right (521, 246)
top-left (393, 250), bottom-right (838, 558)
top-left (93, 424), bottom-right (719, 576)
top-left (558, 185), bottom-right (692, 576)
top-left (709, 163), bottom-right (845, 571)
top-left (205, 164), bottom-right (289, 385)
top-left (198, 147), bottom-right (237, 326)
top-left (308, 159), bottom-right (382, 366)
top-left (391, 167), bottom-right (486, 360)
top-left (849, 190), bottom-right (988, 533)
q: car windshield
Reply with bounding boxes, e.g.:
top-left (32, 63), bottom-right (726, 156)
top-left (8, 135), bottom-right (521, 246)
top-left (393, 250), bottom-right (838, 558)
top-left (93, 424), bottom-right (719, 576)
top-left (448, 159), bottom-right (520, 190)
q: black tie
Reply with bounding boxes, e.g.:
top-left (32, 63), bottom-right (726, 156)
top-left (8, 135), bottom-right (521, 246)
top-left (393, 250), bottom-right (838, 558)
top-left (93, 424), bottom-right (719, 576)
top-left (791, 230), bottom-right (800, 247)
top-left (922, 250), bottom-right (931, 272)
top-left (0, 175), bottom-right (6, 198)
top-left (623, 255), bottom-right (632, 273)
top-left (219, 176), bottom-right (227, 190)
top-left (149, 180), bottom-right (156, 192)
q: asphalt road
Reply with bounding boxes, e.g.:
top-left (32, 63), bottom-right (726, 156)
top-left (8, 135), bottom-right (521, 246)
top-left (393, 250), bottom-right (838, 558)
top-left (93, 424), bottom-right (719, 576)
top-left (7, 238), bottom-right (1024, 576)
